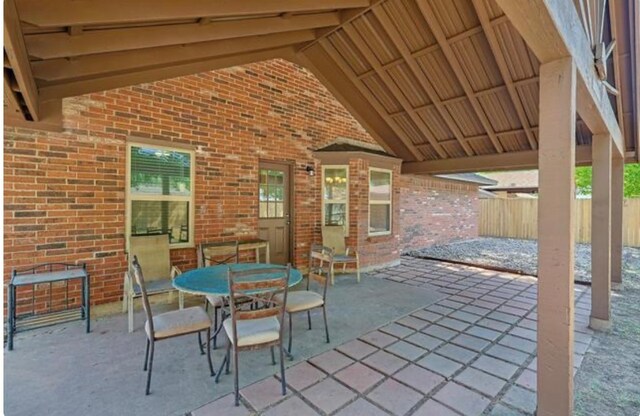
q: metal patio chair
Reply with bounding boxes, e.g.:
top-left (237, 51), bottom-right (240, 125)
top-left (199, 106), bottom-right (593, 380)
top-left (215, 265), bottom-right (290, 406)
top-left (276, 244), bottom-right (333, 357)
top-left (123, 234), bottom-right (182, 333)
top-left (321, 225), bottom-right (360, 284)
top-left (198, 241), bottom-right (240, 348)
top-left (131, 256), bottom-right (214, 395)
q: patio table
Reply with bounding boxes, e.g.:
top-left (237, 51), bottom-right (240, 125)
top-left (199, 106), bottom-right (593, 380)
top-left (173, 263), bottom-right (302, 296)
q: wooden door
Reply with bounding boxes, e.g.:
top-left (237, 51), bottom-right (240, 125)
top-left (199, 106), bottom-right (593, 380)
top-left (257, 162), bottom-right (291, 265)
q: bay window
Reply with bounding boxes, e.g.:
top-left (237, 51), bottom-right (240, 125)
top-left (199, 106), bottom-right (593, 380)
top-left (369, 168), bottom-right (392, 235)
top-left (322, 166), bottom-right (349, 233)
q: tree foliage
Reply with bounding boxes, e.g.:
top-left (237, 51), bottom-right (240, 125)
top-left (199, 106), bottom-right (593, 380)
top-left (575, 163), bottom-right (640, 197)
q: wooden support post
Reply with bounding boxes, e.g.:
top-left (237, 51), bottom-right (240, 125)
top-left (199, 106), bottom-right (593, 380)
top-left (590, 134), bottom-right (612, 330)
top-left (611, 155), bottom-right (624, 288)
top-left (537, 57), bottom-right (576, 416)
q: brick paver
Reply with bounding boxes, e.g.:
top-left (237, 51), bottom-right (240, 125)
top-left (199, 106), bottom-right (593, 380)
top-left (189, 258), bottom-right (595, 416)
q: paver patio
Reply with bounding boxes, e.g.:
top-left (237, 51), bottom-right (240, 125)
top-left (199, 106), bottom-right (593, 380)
top-left (191, 257), bottom-right (595, 416)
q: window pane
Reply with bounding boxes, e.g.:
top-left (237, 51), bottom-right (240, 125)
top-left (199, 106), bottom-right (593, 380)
top-left (369, 170), bottom-right (391, 201)
top-left (369, 204), bottom-right (390, 234)
top-left (130, 146), bottom-right (191, 196)
top-left (131, 200), bottom-right (189, 243)
top-left (324, 168), bottom-right (348, 201)
top-left (324, 203), bottom-right (347, 226)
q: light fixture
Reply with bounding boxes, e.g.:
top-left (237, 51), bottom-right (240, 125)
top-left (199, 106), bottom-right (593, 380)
top-left (306, 165), bottom-right (316, 176)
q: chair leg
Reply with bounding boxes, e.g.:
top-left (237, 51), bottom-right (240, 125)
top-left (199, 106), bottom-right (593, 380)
top-left (143, 339), bottom-right (150, 371)
top-left (233, 348), bottom-right (240, 406)
top-left (279, 342), bottom-right (286, 396)
top-left (128, 296), bottom-right (134, 333)
top-left (356, 258), bottom-right (361, 283)
top-left (206, 328), bottom-right (214, 377)
top-left (197, 332), bottom-right (205, 355)
top-left (226, 342), bottom-right (231, 374)
top-left (178, 292), bottom-right (184, 310)
top-left (145, 341), bottom-right (155, 395)
top-left (307, 311), bottom-right (312, 330)
top-left (330, 264), bottom-right (335, 285)
top-left (288, 313), bottom-right (293, 357)
top-left (323, 306), bottom-right (330, 343)
top-left (213, 306), bottom-right (219, 350)
top-left (215, 338), bottom-right (230, 383)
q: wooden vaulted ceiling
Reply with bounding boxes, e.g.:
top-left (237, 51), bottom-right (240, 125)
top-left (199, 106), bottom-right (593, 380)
top-left (4, 0), bottom-right (639, 173)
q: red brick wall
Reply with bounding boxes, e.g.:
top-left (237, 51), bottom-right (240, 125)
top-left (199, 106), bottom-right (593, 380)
top-left (399, 175), bottom-right (480, 252)
top-left (4, 58), bottom-right (478, 310)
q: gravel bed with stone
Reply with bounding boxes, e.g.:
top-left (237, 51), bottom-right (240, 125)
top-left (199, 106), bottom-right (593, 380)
top-left (406, 236), bottom-right (640, 283)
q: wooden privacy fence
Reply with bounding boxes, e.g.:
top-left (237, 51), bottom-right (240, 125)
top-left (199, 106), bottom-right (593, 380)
top-left (479, 198), bottom-right (640, 247)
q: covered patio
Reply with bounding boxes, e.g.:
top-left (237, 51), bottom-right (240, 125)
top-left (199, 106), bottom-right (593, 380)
top-left (4, 0), bottom-right (639, 415)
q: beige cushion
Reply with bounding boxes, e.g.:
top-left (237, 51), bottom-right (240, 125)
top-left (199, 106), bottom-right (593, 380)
top-left (276, 291), bottom-right (324, 313)
top-left (223, 316), bottom-right (280, 347)
top-left (146, 306), bottom-right (211, 339)
top-left (206, 295), bottom-right (225, 307)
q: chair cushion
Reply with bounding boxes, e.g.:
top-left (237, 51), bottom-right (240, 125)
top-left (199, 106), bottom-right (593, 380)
top-left (223, 316), bottom-right (280, 347)
top-left (206, 295), bottom-right (225, 307)
top-left (133, 279), bottom-right (175, 296)
top-left (334, 254), bottom-right (358, 263)
top-left (276, 291), bottom-right (324, 313)
top-left (146, 306), bottom-right (211, 339)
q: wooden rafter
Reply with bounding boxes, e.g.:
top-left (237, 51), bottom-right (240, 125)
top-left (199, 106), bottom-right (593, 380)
top-left (471, 0), bottom-right (538, 150)
top-left (39, 47), bottom-right (294, 101)
top-left (4, 0), bottom-right (39, 120)
top-left (372, 6), bottom-right (474, 157)
top-left (26, 12), bottom-right (340, 60)
top-left (342, 24), bottom-right (446, 159)
top-left (32, 30), bottom-right (316, 82)
top-left (4, 72), bottom-right (23, 116)
top-left (416, 0), bottom-right (504, 153)
top-left (317, 37), bottom-right (426, 161)
top-left (607, 0), bottom-right (625, 149)
top-left (17, 0), bottom-right (368, 27)
top-left (403, 145), bottom-right (595, 175)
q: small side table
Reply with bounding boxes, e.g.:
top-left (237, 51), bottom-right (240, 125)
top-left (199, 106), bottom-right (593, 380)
top-left (7, 263), bottom-right (90, 351)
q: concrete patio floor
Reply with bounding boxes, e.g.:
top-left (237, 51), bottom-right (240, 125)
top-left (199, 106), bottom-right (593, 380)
top-left (4, 273), bottom-right (443, 416)
top-left (193, 258), bottom-right (594, 416)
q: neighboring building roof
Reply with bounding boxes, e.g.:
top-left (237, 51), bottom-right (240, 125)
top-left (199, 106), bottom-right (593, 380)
top-left (479, 189), bottom-right (499, 199)
top-left (314, 142), bottom-right (392, 157)
top-left (436, 173), bottom-right (498, 186)
top-left (480, 170), bottom-right (539, 192)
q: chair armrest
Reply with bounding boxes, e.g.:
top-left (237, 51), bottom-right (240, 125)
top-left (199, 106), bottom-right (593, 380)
top-left (171, 265), bottom-right (182, 279)
top-left (345, 247), bottom-right (358, 257)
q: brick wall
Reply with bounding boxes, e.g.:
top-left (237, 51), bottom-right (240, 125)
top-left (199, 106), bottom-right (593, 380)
top-left (4, 58), bottom-right (478, 311)
top-left (399, 175), bottom-right (480, 252)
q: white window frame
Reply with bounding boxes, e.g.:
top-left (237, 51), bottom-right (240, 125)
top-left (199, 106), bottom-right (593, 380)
top-left (125, 141), bottom-right (196, 250)
top-left (368, 167), bottom-right (392, 236)
top-left (321, 165), bottom-right (349, 236)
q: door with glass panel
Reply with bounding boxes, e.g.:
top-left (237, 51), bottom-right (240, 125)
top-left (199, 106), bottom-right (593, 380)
top-left (257, 162), bottom-right (291, 265)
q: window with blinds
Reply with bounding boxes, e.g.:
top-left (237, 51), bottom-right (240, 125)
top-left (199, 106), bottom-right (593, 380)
top-left (127, 143), bottom-right (195, 247)
top-left (369, 168), bottom-right (392, 236)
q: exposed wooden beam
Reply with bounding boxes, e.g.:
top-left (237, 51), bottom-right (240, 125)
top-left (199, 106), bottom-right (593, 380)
top-left (32, 30), bottom-right (316, 82)
top-left (39, 47), bottom-right (294, 101)
top-left (4, 0), bottom-right (39, 120)
top-left (314, 37), bottom-right (422, 161)
top-left (342, 24), bottom-right (443, 160)
top-left (372, 6), bottom-right (474, 157)
top-left (4, 72), bottom-right (24, 117)
top-left (471, 0), bottom-right (538, 150)
top-left (16, 0), bottom-right (368, 27)
top-left (296, 43), bottom-right (415, 160)
top-left (4, 99), bottom-right (62, 132)
top-left (26, 12), bottom-right (340, 60)
top-left (494, 0), bottom-right (624, 155)
top-left (416, 0), bottom-right (504, 153)
top-left (402, 145), bottom-right (593, 175)
top-left (607, 0), bottom-right (625, 152)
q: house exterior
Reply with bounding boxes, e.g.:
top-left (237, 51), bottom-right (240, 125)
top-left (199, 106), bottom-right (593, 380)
top-left (4, 59), bottom-right (482, 311)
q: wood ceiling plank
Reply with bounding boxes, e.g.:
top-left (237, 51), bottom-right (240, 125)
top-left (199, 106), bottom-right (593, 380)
top-left (403, 144), bottom-right (594, 174)
top-left (38, 46), bottom-right (294, 101)
top-left (472, 0), bottom-right (538, 150)
top-left (17, 0), bottom-right (368, 27)
top-left (342, 24), bottom-right (446, 159)
top-left (317, 36), bottom-right (426, 161)
top-left (4, 0), bottom-right (39, 120)
top-left (417, 0), bottom-right (504, 153)
top-left (26, 12), bottom-right (340, 60)
top-left (32, 30), bottom-right (316, 82)
top-left (373, 6), bottom-right (474, 156)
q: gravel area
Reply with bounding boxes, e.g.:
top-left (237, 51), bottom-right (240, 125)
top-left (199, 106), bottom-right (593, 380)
top-left (406, 237), bottom-right (640, 283)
